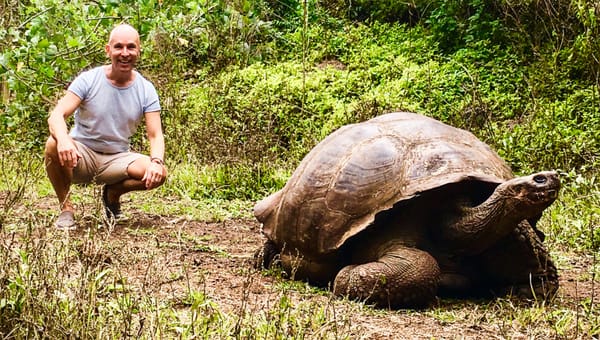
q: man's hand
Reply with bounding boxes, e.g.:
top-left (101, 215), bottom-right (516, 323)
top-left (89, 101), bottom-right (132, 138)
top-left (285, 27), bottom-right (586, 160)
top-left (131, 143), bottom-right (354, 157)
top-left (47, 90), bottom-right (82, 169)
top-left (56, 138), bottom-right (82, 168)
top-left (142, 160), bottom-right (166, 189)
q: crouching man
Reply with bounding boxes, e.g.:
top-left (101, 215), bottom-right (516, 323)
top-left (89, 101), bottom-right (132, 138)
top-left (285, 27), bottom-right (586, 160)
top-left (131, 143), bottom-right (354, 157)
top-left (44, 23), bottom-right (167, 230)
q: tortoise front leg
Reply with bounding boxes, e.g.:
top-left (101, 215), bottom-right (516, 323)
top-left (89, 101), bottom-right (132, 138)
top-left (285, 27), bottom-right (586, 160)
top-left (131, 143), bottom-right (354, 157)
top-left (476, 220), bottom-right (559, 299)
top-left (333, 245), bottom-right (440, 308)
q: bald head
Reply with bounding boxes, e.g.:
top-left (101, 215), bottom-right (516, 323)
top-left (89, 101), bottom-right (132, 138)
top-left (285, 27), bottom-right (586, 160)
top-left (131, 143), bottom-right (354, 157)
top-left (108, 24), bottom-right (140, 46)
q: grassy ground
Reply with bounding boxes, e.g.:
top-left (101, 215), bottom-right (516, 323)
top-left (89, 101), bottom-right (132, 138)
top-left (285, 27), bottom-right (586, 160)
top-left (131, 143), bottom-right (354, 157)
top-left (0, 161), bottom-right (598, 339)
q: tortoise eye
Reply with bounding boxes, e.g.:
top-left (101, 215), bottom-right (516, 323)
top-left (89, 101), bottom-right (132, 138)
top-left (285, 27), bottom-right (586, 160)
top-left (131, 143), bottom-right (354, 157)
top-left (533, 175), bottom-right (547, 184)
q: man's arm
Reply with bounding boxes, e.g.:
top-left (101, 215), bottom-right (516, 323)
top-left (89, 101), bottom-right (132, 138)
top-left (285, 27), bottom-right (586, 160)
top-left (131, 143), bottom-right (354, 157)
top-left (144, 111), bottom-right (165, 161)
top-left (47, 91), bottom-right (82, 168)
top-left (142, 111), bottom-right (166, 188)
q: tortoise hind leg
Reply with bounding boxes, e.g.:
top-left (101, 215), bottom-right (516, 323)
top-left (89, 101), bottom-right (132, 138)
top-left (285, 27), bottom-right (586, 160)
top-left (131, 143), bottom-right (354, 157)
top-left (254, 240), bottom-right (280, 269)
top-left (333, 246), bottom-right (440, 308)
top-left (254, 241), bottom-right (340, 286)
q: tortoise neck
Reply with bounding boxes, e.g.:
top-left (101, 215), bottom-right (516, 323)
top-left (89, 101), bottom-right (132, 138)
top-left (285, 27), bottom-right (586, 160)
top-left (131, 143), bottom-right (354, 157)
top-left (438, 189), bottom-right (523, 255)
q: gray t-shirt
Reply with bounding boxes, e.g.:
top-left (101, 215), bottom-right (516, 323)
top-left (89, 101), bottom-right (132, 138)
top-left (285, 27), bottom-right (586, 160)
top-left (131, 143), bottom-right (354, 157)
top-left (68, 66), bottom-right (161, 153)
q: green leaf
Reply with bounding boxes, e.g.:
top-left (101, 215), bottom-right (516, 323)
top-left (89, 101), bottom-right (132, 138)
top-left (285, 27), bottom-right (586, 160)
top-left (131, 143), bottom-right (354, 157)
top-left (37, 38), bottom-right (50, 49)
top-left (67, 37), bottom-right (80, 48)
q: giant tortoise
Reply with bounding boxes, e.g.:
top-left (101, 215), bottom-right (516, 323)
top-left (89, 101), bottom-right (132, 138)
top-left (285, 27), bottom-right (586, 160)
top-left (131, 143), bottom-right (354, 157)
top-left (254, 112), bottom-right (560, 308)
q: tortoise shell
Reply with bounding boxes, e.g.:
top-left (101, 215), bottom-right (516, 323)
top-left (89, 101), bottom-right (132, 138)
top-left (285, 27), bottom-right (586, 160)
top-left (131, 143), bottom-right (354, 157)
top-left (254, 112), bottom-right (514, 257)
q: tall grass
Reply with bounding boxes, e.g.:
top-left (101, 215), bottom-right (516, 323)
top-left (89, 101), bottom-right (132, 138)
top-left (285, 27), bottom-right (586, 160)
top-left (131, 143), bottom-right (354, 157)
top-left (0, 223), bottom-right (353, 338)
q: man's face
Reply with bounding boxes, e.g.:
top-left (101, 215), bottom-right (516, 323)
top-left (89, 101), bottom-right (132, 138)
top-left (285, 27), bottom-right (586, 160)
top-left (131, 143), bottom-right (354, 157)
top-left (105, 27), bottom-right (140, 73)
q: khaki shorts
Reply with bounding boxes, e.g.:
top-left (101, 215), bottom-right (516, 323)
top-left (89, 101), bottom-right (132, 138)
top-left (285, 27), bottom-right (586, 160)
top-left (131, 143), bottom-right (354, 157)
top-left (72, 141), bottom-right (145, 185)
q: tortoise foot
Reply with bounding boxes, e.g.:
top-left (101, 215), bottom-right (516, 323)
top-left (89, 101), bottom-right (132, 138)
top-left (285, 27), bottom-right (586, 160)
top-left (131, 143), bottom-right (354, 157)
top-left (333, 247), bottom-right (440, 309)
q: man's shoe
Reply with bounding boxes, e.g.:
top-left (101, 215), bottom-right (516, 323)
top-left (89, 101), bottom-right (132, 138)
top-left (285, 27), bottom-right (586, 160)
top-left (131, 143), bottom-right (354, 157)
top-left (102, 186), bottom-right (122, 220)
top-left (55, 211), bottom-right (77, 230)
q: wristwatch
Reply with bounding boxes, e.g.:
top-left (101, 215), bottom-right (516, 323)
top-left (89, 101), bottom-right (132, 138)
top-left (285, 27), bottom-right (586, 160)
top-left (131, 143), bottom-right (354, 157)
top-left (150, 157), bottom-right (165, 165)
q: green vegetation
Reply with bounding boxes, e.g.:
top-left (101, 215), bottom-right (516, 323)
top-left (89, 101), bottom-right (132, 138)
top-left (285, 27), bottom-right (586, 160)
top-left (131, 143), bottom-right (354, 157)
top-left (1, 0), bottom-right (599, 338)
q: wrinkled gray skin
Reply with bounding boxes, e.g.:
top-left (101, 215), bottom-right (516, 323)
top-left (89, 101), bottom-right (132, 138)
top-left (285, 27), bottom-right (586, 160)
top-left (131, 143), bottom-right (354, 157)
top-left (254, 112), bottom-right (560, 309)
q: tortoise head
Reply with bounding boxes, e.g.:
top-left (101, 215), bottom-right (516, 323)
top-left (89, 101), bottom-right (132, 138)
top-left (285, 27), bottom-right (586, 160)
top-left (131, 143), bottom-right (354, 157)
top-left (483, 171), bottom-right (560, 299)
top-left (495, 171), bottom-right (560, 217)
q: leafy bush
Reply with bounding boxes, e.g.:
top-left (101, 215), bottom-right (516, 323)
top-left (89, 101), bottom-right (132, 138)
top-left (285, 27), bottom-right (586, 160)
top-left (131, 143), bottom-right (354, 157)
top-left (144, 0), bottom-right (275, 74)
top-left (320, 0), bottom-right (437, 24)
top-left (164, 18), bottom-right (600, 181)
top-left (167, 23), bottom-right (432, 168)
top-left (494, 87), bottom-right (600, 174)
top-left (165, 162), bottom-right (289, 201)
top-left (0, 0), bottom-right (276, 144)
top-left (544, 172), bottom-right (600, 251)
top-left (425, 0), bottom-right (508, 52)
top-left (2, 0), bottom-right (600, 198)
top-left (0, 1), bottom-right (108, 143)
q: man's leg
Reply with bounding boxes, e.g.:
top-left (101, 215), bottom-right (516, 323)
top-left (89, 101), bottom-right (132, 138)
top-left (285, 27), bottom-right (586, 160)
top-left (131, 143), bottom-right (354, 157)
top-left (44, 136), bottom-right (81, 230)
top-left (102, 157), bottom-right (166, 214)
top-left (103, 179), bottom-right (147, 204)
top-left (44, 137), bottom-right (75, 213)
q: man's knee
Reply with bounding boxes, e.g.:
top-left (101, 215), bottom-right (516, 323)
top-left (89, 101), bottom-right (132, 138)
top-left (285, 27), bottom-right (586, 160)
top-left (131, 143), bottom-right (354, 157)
top-left (44, 136), bottom-right (58, 158)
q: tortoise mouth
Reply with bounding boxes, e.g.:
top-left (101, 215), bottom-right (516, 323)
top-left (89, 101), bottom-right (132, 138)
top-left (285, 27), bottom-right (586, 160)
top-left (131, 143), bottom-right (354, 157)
top-left (529, 187), bottom-right (559, 202)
